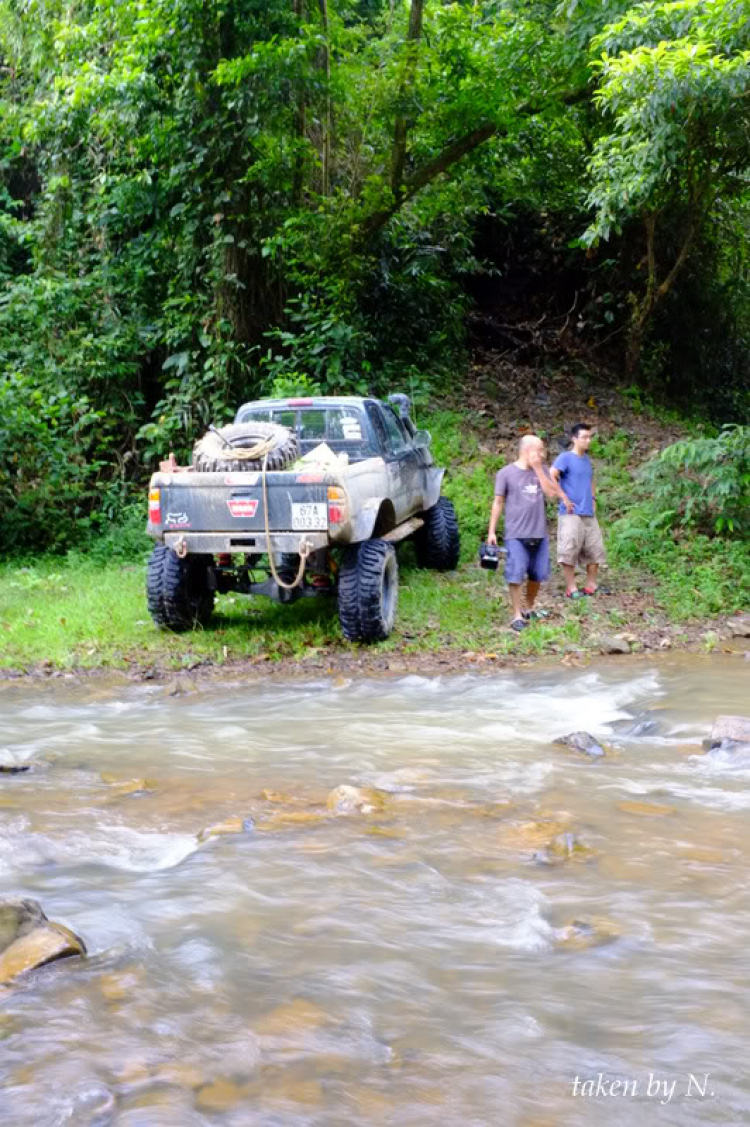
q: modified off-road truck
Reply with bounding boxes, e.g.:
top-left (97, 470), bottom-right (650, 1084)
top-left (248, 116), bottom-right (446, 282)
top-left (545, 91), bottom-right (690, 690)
top-left (145, 394), bottom-right (459, 642)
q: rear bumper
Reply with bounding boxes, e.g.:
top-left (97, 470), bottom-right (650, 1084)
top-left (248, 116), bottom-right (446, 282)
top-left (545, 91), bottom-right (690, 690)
top-left (163, 531), bottom-right (329, 555)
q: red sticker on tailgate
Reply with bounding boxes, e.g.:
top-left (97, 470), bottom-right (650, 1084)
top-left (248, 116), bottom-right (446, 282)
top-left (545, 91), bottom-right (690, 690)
top-left (227, 499), bottom-right (259, 518)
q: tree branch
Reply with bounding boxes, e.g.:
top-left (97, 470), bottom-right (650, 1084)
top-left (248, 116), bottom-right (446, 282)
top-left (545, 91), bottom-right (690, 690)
top-left (361, 86), bottom-right (590, 242)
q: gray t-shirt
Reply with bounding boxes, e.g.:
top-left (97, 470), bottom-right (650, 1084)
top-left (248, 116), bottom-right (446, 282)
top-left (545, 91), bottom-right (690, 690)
top-left (494, 464), bottom-right (549, 539)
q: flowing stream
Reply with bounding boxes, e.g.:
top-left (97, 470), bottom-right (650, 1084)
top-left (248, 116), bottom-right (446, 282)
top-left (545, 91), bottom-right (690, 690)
top-left (0, 655), bottom-right (749, 1126)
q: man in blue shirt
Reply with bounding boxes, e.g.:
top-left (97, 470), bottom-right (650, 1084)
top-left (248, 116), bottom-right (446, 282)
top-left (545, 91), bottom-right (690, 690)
top-left (550, 422), bottom-right (607, 598)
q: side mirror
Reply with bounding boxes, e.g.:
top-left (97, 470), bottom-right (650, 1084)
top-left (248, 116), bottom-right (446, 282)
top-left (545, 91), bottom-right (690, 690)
top-left (413, 429), bottom-right (431, 448)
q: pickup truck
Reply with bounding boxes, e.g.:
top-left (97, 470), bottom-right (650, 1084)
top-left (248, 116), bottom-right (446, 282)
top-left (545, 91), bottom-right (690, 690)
top-left (145, 394), bottom-right (459, 642)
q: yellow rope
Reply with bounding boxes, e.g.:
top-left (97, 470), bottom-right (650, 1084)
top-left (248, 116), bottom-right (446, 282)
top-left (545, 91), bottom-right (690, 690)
top-left (261, 451), bottom-right (310, 591)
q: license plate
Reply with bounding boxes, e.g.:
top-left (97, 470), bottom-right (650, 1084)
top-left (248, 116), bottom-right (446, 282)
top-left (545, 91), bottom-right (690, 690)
top-left (292, 502), bottom-right (327, 530)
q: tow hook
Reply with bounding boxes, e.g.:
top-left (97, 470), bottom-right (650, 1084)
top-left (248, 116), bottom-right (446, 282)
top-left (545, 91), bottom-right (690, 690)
top-left (174, 537), bottom-right (188, 559)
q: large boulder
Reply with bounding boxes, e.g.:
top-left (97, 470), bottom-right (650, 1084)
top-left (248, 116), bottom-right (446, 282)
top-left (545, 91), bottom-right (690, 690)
top-left (552, 732), bottom-right (606, 759)
top-left (710, 716), bottom-right (750, 746)
top-left (0, 899), bottom-right (86, 985)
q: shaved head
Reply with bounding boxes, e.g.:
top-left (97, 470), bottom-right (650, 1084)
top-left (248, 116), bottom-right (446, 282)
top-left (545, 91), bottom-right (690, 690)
top-left (519, 434), bottom-right (544, 453)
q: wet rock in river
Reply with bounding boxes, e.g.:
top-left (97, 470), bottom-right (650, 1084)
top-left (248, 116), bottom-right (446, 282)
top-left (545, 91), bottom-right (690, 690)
top-left (0, 899), bottom-right (86, 985)
top-left (555, 917), bottom-right (620, 951)
top-left (608, 715), bottom-right (660, 737)
top-left (198, 817), bottom-right (253, 842)
top-left (552, 732), bottom-right (606, 759)
top-left (618, 800), bottom-right (675, 817)
top-left (535, 832), bottom-right (595, 866)
top-left (709, 715), bottom-right (750, 747)
top-left (326, 785), bottom-right (387, 815)
top-left (0, 749), bottom-right (31, 774)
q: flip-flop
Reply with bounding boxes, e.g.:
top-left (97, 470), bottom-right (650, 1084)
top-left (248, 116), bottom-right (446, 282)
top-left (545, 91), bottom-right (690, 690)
top-left (565, 589), bottom-right (585, 600)
top-left (510, 618), bottom-right (528, 632)
top-left (522, 609), bottom-right (551, 621)
top-left (583, 586), bottom-right (612, 596)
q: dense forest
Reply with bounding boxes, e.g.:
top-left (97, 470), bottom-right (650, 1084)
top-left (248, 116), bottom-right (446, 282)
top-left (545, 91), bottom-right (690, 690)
top-left (1, 0), bottom-right (749, 552)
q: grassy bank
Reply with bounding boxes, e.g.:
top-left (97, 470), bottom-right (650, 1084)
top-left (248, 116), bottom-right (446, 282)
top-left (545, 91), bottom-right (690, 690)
top-left (1, 410), bottom-right (748, 675)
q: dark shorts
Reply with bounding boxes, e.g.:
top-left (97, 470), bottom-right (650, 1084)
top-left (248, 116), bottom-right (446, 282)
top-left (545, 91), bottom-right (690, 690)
top-left (504, 537), bottom-right (551, 584)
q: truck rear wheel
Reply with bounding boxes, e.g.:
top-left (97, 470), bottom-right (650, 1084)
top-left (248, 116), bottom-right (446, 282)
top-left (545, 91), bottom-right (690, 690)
top-left (192, 422), bottom-right (298, 473)
top-left (338, 539), bottom-right (398, 642)
top-left (146, 545), bottom-right (215, 631)
top-left (414, 497), bottom-right (460, 570)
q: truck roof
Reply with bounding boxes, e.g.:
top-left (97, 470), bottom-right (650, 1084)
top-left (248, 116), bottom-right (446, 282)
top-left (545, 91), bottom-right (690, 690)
top-left (236, 396), bottom-right (378, 412)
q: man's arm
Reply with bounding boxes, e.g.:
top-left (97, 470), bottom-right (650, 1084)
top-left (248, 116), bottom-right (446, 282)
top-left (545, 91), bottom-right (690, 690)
top-left (530, 452), bottom-right (574, 511)
top-left (487, 495), bottom-right (504, 546)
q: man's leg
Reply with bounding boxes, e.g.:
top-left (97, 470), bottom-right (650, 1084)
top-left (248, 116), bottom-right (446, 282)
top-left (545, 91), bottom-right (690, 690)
top-left (582, 518), bottom-right (607, 594)
top-left (504, 540), bottom-right (529, 627)
top-left (526, 580), bottom-right (541, 610)
top-left (508, 582), bottom-right (524, 623)
top-left (562, 563), bottom-right (577, 594)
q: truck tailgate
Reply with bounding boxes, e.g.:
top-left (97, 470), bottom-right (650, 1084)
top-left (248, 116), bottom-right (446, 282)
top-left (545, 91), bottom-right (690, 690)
top-left (157, 471), bottom-right (329, 533)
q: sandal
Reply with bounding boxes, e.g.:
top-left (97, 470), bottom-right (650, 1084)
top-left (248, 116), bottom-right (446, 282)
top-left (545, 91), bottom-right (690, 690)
top-left (583, 585), bottom-right (612, 596)
top-left (510, 618), bottom-right (528, 632)
top-left (565, 589), bottom-right (585, 600)
top-left (522, 609), bottom-right (551, 621)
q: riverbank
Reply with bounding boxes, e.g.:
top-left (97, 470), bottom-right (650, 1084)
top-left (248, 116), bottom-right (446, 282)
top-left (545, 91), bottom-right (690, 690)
top-left (1, 549), bottom-right (748, 684)
top-left (2, 383), bottom-right (748, 681)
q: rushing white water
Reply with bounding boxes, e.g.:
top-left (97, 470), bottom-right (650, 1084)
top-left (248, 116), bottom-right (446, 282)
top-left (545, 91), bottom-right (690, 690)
top-left (0, 655), bottom-right (748, 1126)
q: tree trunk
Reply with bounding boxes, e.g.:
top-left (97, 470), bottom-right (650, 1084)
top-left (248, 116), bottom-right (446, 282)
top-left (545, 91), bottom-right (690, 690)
top-left (391, 0), bottom-right (424, 197)
top-left (318, 0), bottom-right (331, 196)
top-left (625, 211), bottom-right (697, 376)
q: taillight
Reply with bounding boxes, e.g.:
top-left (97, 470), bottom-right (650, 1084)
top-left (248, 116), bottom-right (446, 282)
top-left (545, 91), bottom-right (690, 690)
top-left (328, 486), bottom-right (345, 524)
top-left (148, 488), bottom-right (161, 524)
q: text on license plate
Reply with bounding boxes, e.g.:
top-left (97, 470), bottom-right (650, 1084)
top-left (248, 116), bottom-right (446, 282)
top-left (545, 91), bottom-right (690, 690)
top-left (292, 502), bottom-right (327, 530)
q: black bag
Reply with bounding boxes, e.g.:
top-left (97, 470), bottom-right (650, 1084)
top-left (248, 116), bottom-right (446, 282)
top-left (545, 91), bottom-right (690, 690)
top-left (520, 538), bottom-right (542, 550)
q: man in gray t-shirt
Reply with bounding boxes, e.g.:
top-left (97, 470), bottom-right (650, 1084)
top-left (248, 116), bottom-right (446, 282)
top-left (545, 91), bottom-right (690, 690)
top-left (487, 435), bottom-right (572, 632)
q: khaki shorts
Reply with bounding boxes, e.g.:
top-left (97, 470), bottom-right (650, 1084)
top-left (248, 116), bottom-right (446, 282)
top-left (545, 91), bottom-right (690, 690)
top-left (557, 515), bottom-right (607, 566)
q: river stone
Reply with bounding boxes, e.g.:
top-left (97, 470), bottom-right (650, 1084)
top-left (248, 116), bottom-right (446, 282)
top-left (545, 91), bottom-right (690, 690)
top-left (0, 749), bottom-right (31, 773)
top-left (710, 715), bottom-right (750, 746)
top-left (618, 800), bottom-right (675, 816)
top-left (326, 785), bottom-right (387, 815)
top-left (556, 917), bottom-right (619, 951)
top-left (0, 899), bottom-right (46, 950)
top-left (537, 832), bottom-right (594, 865)
top-left (0, 910), bottom-right (86, 985)
top-left (608, 716), bottom-right (659, 737)
top-left (198, 817), bottom-right (250, 842)
top-left (726, 616), bottom-right (750, 637)
top-left (195, 1079), bottom-right (248, 1112)
top-left (552, 732), bottom-right (606, 759)
top-left (598, 635), bottom-right (631, 655)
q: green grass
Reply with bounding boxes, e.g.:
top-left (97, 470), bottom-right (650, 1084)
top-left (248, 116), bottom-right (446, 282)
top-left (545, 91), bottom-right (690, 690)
top-left (0, 550), bottom-right (586, 671)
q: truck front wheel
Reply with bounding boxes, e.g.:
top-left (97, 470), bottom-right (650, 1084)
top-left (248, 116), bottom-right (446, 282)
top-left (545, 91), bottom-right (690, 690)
top-left (338, 539), bottom-right (398, 643)
top-left (146, 545), bottom-right (215, 632)
top-left (414, 497), bottom-right (460, 570)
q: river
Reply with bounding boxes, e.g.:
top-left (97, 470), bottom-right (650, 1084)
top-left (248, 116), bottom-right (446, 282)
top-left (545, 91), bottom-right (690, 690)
top-left (0, 655), bottom-right (748, 1126)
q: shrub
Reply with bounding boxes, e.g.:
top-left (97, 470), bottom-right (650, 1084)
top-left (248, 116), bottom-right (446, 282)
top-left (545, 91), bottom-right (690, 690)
top-left (637, 425), bottom-right (750, 534)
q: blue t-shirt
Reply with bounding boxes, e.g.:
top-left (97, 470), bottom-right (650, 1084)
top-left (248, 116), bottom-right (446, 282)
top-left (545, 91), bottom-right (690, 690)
top-left (552, 451), bottom-right (594, 516)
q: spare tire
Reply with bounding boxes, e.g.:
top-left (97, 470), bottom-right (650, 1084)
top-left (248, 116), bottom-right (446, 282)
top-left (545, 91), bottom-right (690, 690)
top-left (192, 422), bottom-right (299, 473)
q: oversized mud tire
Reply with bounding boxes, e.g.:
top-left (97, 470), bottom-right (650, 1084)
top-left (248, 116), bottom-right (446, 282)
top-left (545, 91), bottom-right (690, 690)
top-left (146, 544), bottom-right (215, 632)
top-left (338, 539), bottom-right (398, 643)
top-left (192, 422), bottom-right (299, 473)
top-left (414, 496), bottom-right (460, 570)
